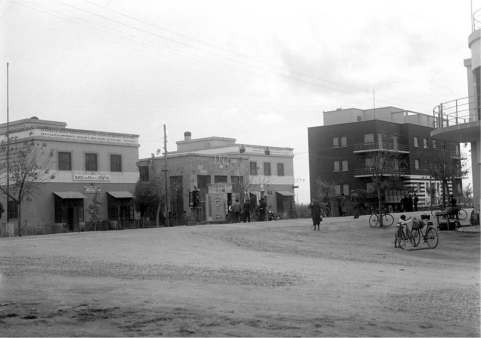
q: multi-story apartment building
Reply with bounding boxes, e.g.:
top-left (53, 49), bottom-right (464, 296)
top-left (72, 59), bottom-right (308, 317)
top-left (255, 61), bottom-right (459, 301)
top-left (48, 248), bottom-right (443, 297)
top-left (137, 131), bottom-right (295, 223)
top-left (432, 15), bottom-right (480, 220)
top-left (0, 117), bottom-right (139, 236)
top-left (308, 107), bottom-right (462, 214)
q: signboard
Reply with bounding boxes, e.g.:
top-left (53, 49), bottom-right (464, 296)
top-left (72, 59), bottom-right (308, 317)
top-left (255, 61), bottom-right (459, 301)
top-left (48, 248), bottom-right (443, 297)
top-left (0, 128), bottom-right (138, 146)
top-left (73, 174), bottom-right (111, 182)
top-left (208, 183), bottom-right (232, 194)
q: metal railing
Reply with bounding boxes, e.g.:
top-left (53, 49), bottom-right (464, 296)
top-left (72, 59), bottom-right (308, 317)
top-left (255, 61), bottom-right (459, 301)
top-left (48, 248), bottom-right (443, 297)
top-left (353, 142), bottom-right (410, 153)
top-left (353, 167), bottom-right (409, 176)
top-left (433, 96), bottom-right (480, 128)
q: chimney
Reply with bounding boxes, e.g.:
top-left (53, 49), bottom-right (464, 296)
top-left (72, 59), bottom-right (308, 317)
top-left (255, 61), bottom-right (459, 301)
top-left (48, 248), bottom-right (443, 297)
top-left (184, 131), bottom-right (192, 141)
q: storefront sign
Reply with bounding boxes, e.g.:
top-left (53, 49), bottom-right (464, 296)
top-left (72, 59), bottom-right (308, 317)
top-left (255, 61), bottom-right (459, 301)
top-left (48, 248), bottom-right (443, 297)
top-left (73, 174), bottom-right (111, 182)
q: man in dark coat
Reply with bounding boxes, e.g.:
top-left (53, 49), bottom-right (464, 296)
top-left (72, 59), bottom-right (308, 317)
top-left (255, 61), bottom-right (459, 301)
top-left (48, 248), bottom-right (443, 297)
top-left (309, 200), bottom-right (322, 230)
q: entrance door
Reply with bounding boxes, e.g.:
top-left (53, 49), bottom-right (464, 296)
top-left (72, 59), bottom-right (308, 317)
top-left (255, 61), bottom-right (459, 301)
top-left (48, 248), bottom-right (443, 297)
top-left (67, 207), bottom-right (74, 231)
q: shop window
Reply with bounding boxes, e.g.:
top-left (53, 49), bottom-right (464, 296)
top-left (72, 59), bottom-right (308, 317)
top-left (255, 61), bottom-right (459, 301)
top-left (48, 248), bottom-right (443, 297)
top-left (264, 162), bottom-right (271, 176)
top-left (139, 166), bottom-right (149, 182)
top-left (110, 154), bottom-right (122, 172)
top-left (58, 152), bottom-right (72, 171)
top-left (7, 200), bottom-right (18, 219)
top-left (277, 163), bottom-right (284, 176)
top-left (250, 161), bottom-right (257, 175)
top-left (85, 153), bottom-right (98, 171)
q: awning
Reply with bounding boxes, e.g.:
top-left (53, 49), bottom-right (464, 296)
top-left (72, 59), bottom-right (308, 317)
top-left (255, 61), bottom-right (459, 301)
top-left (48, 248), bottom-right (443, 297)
top-left (276, 191), bottom-right (295, 197)
top-left (107, 191), bottom-right (134, 199)
top-left (53, 191), bottom-right (86, 199)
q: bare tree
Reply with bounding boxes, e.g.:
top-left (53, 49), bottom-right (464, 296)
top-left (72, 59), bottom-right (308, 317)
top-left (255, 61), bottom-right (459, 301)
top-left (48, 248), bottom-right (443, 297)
top-left (365, 151), bottom-right (405, 225)
top-left (0, 139), bottom-right (54, 236)
top-left (427, 144), bottom-right (467, 208)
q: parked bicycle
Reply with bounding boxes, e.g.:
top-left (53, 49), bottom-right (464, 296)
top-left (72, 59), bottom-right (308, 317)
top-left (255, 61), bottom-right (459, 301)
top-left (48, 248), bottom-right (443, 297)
top-left (369, 208), bottom-right (394, 227)
top-left (394, 215), bottom-right (439, 249)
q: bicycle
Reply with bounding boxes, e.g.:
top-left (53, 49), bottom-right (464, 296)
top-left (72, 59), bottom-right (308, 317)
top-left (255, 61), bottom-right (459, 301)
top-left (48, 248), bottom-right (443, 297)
top-left (395, 215), bottom-right (439, 249)
top-left (369, 208), bottom-right (394, 227)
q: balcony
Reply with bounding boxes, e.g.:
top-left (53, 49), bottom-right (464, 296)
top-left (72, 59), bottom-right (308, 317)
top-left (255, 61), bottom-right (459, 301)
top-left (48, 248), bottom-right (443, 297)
top-left (353, 142), bottom-right (410, 154)
top-left (353, 167), bottom-right (409, 178)
top-left (431, 96), bottom-right (480, 143)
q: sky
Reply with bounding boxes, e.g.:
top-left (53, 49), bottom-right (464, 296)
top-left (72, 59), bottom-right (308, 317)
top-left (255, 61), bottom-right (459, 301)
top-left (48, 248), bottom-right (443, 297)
top-left (0, 0), bottom-right (475, 203)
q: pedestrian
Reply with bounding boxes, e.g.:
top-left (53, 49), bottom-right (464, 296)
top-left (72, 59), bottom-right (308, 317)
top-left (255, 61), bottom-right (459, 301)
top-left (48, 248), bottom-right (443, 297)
top-left (0, 201), bottom-right (3, 220)
top-left (337, 193), bottom-right (346, 216)
top-left (413, 195), bottom-right (419, 211)
top-left (242, 199), bottom-right (251, 222)
top-left (407, 194), bottom-right (413, 212)
top-left (309, 200), bottom-right (322, 230)
top-left (231, 199), bottom-right (241, 222)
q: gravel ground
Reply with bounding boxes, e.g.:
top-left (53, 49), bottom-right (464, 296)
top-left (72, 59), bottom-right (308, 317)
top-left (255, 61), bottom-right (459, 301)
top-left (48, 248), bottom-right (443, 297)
top-left (0, 215), bottom-right (479, 336)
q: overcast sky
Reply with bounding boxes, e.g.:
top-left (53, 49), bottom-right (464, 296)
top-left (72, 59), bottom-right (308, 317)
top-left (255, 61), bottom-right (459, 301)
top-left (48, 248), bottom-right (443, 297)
top-left (0, 0), bottom-right (475, 202)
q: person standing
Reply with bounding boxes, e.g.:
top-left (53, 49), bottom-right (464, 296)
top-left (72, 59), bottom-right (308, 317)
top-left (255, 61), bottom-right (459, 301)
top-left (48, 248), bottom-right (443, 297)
top-left (413, 195), bottom-right (419, 211)
top-left (309, 200), bottom-right (322, 230)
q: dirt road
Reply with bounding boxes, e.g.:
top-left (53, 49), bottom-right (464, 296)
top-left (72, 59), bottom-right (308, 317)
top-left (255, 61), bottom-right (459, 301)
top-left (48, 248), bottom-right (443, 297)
top-left (0, 216), bottom-right (479, 336)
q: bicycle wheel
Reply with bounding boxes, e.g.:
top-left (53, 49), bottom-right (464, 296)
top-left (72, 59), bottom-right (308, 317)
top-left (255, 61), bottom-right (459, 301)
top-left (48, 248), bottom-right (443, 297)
top-left (382, 214), bottom-right (394, 227)
top-left (425, 228), bottom-right (439, 249)
top-left (412, 229), bottom-right (421, 247)
top-left (457, 209), bottom-right (467, 220)
top-left (369, 214), bottom-right (379, 227)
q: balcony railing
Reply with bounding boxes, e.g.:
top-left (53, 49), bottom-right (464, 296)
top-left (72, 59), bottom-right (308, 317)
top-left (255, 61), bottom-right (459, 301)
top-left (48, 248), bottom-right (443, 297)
top-left (353, 168), bottom-right (409, 177)
top-left (353, 142), bottom-right (410, 153)
top-left (433, 96), bottom-right (480, 129)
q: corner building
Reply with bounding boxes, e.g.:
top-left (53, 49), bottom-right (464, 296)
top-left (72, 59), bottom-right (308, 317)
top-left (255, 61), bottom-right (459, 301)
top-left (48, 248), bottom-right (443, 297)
top-left (137, 132), bottom-right (295, 223)
top-left (308, 107), bottom-right (463, 214)
top-left (0, 117), bottom-right (139, 235)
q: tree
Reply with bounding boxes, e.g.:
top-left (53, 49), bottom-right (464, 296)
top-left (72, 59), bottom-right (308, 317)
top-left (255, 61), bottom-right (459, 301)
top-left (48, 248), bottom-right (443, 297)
top-left (428, 144), bottom-right (467, 208)
top-left (365, 151), bottom-right (405, 225)
top-left (87, 190), bottom-right (102, 230)
top-left (0, 139), bottom-right (54, 236)
top-left (134, 155), bottom-right (164, 226)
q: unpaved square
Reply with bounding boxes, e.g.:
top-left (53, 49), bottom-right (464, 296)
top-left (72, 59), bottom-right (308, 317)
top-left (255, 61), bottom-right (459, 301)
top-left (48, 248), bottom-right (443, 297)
top-left (0, 216), bottom-right (479, 336)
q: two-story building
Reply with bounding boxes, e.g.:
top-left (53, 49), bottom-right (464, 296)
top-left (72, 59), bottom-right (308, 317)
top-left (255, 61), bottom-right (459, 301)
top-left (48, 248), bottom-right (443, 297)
top-left (308, 107), bottom-right (462, 214)
top-left (0, 117), bottom-right (139, 236)
top-left (137, 131), bottom-right (295, 223)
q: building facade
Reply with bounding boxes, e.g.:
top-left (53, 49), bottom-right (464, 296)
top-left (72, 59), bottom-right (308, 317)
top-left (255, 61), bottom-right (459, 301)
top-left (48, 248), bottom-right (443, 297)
top-left (137, 132), bottom-right (295, 223)
top-left (431, 19), bottom-right (480, 219)
top-left (0, 117), bottom-right (139, 236)
top-left (308, 107), bottom-right (462, 214)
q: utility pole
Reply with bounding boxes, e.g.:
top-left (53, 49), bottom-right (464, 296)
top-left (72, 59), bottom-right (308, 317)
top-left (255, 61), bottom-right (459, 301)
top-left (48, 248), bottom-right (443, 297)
top-left (163, 124), bottom-right (169, 226)
top-left (5, 62), bottom-right (10, 226)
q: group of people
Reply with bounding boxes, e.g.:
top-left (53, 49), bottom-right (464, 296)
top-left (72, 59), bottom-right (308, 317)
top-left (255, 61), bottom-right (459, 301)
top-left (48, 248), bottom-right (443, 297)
top-left (400, 194), bottom-right (419, 212)
top-left (228, 196), bottom-right (272, 223)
